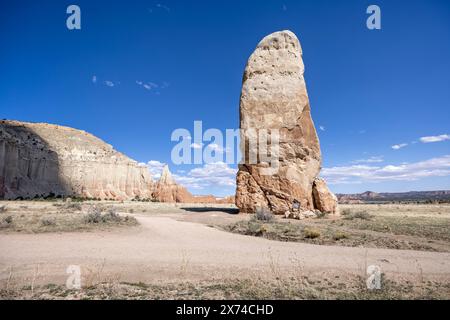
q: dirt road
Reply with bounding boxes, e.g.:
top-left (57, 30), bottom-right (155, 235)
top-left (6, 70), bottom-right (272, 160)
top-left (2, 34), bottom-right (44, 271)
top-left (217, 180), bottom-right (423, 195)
top-left (1, 213), bottom-right (449, 286)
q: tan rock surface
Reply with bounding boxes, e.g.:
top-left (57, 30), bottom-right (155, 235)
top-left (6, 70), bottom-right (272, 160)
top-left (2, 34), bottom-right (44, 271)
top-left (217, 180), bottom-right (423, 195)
top-left (152, 165), bottom-right (236, 204)
top-left (312, 178), bottom-right (339, 214)
top-left (152, 165), bottom-right (193, 203)
top-left (236, 30), bottom-right (337, 215)
top-left (0, 120), bottom-right (153, 200)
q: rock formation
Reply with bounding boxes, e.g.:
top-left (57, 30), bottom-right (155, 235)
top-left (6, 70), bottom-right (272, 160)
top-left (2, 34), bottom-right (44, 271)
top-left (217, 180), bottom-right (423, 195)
top-left (152, 165), bottom-right (235, 204)
top-left (152, 165), bottom-right (193, 203)
top-left (0, 120), bottom-right (153, 200)
top-left (312, 178), bottom-right (339, 214)
top-left (235, 30), bottom-right (338, 215)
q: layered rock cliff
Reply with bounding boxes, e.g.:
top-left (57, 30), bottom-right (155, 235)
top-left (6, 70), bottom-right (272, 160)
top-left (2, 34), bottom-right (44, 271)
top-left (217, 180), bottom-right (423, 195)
top-left (0, 120), bottom-right (153, 200)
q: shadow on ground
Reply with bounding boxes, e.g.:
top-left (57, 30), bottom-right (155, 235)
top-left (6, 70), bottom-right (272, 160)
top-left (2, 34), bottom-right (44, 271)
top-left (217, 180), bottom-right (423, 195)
top-left (180, 207), bottom-right (240, 215)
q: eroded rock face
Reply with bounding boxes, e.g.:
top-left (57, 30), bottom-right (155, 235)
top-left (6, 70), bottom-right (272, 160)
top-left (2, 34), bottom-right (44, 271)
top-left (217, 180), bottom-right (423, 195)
top-left (236, 30), bottom-right (338, 215)
top-left (312, 178), bottom-right (339, 215)
top-left (152, 165), bottom-right (193, 203)
top-left (0, 120), bottom-right (153, 200)
top-left (152, 165), bottom-right (236, 204)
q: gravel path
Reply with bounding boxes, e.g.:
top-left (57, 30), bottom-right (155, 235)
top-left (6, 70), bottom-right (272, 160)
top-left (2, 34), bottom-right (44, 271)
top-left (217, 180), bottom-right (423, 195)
top-left (1, 214), bottom-right (449, 286)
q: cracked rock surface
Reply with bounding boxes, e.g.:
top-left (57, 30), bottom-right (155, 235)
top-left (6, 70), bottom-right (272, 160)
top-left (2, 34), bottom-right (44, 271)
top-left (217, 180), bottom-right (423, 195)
top-left (236, 30), bottom-right (338, 215)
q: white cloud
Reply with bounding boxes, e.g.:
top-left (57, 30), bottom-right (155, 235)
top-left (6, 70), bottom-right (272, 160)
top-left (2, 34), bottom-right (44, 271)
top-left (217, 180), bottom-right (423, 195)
top-left (136, 80), bottom-right (165, 93)
top-left (92, 75), bottom-right (97, 84)
top-left (392, 143), bottom-right (408, 150)
top-left (319, 126), bottom-right (325, 131)
top-left (104, 80), bottom-right (115, 87)
top-left (352, 156), bottom-right (384, 164)
top-left (147, 160), bottom-right (166, 180)
top-left (146, 161), bottom-right (237, 190)
top-left (206, 143), bottom-right (229, 154)
top-left (190, 143), bottom-right (203, 149)
top-left (156, 3), bottom-right (170, 12)
top-left (174, 162), bottom-right (237, 190)
top-left (322, 155), bottom-right (450, 185)
top-left (420, 134), bottom-right (450, 143)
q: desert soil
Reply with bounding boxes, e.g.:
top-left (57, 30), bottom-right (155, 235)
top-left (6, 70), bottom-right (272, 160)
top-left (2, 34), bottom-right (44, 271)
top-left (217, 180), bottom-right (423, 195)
top-left (0, 201), bottom-right (449, 299)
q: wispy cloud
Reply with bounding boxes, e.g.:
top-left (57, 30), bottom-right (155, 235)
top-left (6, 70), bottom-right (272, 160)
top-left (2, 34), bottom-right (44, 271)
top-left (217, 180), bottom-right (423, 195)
top-left (92, 75), bottom-right (97, 84)
top-left (136, 80), bottom-right (169, 94)
top-left (391, 143), bottom-right (408, 150)
top-left (352, 156), bottom-right (384, 164)
top-left (206, 143), bottom-right (229, 154)
top-left (420, 134), bottom-right (450, 143)
top-left (319, 126), bottom-right (326, 131)
top-left (322, 155), bottom-right (450, 185)
top-left (148, 3), bottom-right (170, 13)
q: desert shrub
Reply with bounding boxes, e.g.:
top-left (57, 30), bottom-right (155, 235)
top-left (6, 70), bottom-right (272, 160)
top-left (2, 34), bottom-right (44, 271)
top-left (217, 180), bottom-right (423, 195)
top-left (303, 228), bottom-right (321, 239)
top-left (123, 216), bottom-right (138, 224)
top-left (83, 206), bottom-right (136, 225)
top-left (65, 202), bottom-right (82, 211)
top-left (341, 209), bottom-right (352, 216)
top-left (101, 209), bottom-right (121, 223)
top-left (0, 215), bottom-right (13, 228)
top-left (254, 207), bottom-right (274, 222)
top-left (40, 217), bottom-right (56, 227)
top-left (84, 206), bottom-right (103, 224)
top-left (344, 211), bottom-right (373, 221)
top-left (315, 211), bottom-right (327, 219)
top-left (0, 205), bottom-right (7, 213)
top-left (333, 232), bottom-right (349, 241)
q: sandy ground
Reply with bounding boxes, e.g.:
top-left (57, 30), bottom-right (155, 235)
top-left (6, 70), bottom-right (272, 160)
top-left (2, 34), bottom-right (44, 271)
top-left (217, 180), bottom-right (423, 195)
top-left (1, 208), bottom-right (450, 288)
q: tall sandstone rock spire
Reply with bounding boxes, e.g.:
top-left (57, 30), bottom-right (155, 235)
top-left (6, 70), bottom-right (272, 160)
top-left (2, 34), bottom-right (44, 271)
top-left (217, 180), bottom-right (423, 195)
top-left (236, 30), bottom-right (338, 215)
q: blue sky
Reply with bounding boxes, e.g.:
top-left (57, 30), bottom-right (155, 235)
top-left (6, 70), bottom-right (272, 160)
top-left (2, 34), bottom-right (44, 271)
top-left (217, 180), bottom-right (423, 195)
top-left (1, 0), bottom-right (449, 196)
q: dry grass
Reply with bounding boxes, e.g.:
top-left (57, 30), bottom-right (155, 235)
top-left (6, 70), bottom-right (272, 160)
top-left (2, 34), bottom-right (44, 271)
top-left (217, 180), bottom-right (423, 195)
top-left (0, 201), bottom-right (138, 233)
top-left (2, 275), bottom-right (449, 300)
top-left (224, 204), bottom-right (450, 252)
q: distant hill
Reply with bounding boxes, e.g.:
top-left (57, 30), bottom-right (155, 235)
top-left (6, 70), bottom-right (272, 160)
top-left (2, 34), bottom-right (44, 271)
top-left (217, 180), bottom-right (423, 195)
top-left (337, 190), bottom-right (450, 203)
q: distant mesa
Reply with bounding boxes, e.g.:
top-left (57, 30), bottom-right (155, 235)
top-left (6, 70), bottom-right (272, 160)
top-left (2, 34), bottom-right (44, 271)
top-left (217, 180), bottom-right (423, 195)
top-left (337, 190), bottom-right (450, 204)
